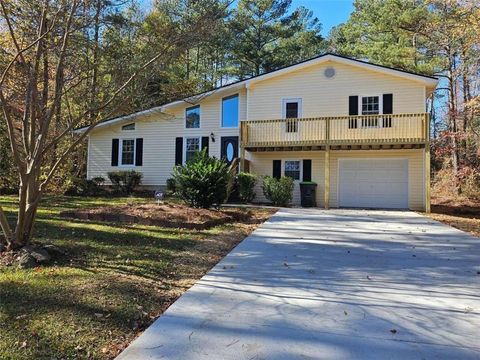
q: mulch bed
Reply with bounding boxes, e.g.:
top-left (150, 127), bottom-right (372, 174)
top-left (60, 202), bottom-right (268, 230)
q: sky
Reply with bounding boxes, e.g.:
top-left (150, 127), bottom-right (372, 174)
top-left (291, 0), bottom-right (354, 36)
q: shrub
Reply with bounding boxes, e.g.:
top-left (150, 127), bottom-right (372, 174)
top-left (262, 176), bottom-right (294, 206)
top-left (107, 170), bottom-right (142, 195)
top-left (172, 149), bottom-right (230, 208)
top-left (237, 172), bottom-right (257, 203)
top-left (166, 178), bottom-right (176, 194)
top-left (64, 177), bottom-right (105, 196)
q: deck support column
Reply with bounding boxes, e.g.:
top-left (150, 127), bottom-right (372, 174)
top-left (324, 145), bottom-right (330, 209)
top-left (425, 114), bottom-right (431, 213)
top-left (324, 117), bottom-right (331, 210)
top-left (240, 145), bottom-right (246, 172)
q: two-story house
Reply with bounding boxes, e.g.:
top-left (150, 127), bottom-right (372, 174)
top-left (77, 53), bottom-right (438, 212)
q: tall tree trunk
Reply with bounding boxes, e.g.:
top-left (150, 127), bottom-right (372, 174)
top-left (447, 52), bottom-right (460, 194)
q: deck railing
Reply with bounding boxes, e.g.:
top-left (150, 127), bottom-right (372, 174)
top-left (240, 113), bottom-right (429, 148)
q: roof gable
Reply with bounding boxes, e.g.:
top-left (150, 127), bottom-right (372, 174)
top-left (75, 53), bottom-right (438, 133)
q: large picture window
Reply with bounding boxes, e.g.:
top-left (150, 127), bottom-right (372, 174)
top-left (284, 160), bottom-right (301, 180)
top-left (121, 139), bottom-right (135, 165)
top-left (185, 137), bottom-right (200, 162)
top-left (222, 94), bottom-right (239, 128)
top-left (186, 105), bottom-right (200, 128)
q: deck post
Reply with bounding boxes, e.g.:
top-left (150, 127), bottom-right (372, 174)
top-left (324, 146), bottom-right (330, 209)
top-left (425, 113), bottom-right (431, 213)
top-left (239, 121), bottom-right (245, 172)
top-left (324, 117), bottom-right (331, 209)
top-left (240, 145), bottom-right (246, 172)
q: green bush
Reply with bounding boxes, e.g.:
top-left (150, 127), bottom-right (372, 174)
top-left (237, 172), bottom-right (257, 203)
top-left (166, 178), bottom-right (176, 194)
top-left (107, 170), bottom-right (142, 195)
top-left (262, 176), bottom-right (294, 206)
top-left (172, 149), bottom-right (230, 208)
top-left (64, 177), bottom-right (105, 196)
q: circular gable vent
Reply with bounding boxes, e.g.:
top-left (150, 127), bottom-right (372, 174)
top-left (324, 67), bottom-right (336, 78)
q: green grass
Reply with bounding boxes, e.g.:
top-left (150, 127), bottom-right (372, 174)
top-left (0, 195), bottom-right (264, 359)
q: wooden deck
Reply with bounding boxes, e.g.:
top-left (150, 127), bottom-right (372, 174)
top-left (240, 113), bottom-right (429, 149)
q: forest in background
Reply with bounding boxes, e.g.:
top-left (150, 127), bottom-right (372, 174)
top-left (1, 0), bottom-right (479, 200)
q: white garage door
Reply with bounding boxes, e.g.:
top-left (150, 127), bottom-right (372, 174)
top-left (339, 159), bottom-right (409, 209)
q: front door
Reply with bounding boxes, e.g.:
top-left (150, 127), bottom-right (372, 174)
top-left (220, 136), bottom-right (239, 166)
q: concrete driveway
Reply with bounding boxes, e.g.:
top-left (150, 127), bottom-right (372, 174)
top-left (117, 209), bottom-right (480, 360)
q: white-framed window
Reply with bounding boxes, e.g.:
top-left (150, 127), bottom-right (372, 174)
top-left (282, 98), bottom-right (302, 133)
top-left (221, 94), bottom-right (239, 128)
top-left (360, 95), bottom-right (381, 128)
top-left (284, 160), bottom-right (301, 181)
top-left (361, 96), bottom-right (380, 115)
top-left (120, 139), bottom-right (135, 166)
top-left (184, 137), bottom-right (201, 163)
top-left (282, 98), bottom-right (302, 118)
top-left (122, 123), bottom-right (135, 131)
top-left (185, 105), bottom-right (200, 128)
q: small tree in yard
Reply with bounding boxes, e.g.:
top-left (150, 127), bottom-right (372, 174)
top-left (173, 150), bottom-right (230, 208)
top-left (0, 0), bottom-right (227, 250)
top-left (262, 176), bottom-right (294, 207)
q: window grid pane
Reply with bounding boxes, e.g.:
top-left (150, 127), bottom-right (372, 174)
top-left (186, 106), bottom-right (200, 128)
top-left (186, 138), bottom-right (200, 162)
top-left (284, 161), bottom-right (300, 180)
top-left (361, 96), bottom-right (379, 115)
top-left (121, 139), bottom-right (135, 165)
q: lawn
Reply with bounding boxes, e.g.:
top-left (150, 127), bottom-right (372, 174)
top-left (0, 195), bottom-right (274, 360)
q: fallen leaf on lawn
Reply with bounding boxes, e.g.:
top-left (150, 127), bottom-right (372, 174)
top-left (19, 341), bottom-right (27, 349)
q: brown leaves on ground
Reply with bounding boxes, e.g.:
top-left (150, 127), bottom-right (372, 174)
top-left (428, 195), bottom-right (480, 238)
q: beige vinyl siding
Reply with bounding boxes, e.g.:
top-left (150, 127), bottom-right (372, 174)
top-left (249, 151), bottom-right (326, 207)
top-left (247, 61), bottom-right (426, 120)
top-left (249, 149), bottom-right (425, 211)
top-left (87, 89), bottom-right (246, 185)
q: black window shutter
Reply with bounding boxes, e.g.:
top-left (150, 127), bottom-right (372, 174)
top-left (111, 139), bottom-right (119, 166)
top-left (383, 94), bottom-right (393, 128)
top-left (175, 137), bottom-right (183, 165)
top-left (135, 138), bottom-right (143, 166)
top-left (348, 96), bottom-right (358, 129)
top-left (303, 160), bottom-right (312, 182)
top-left (201, 136), bottom-right (209, 154)
top-left (349, 96), bottom-right (358, 115)
top-left (273, 160), bottom-right (281, 179)
top-left (383, 93), bottom-right (393, 114)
